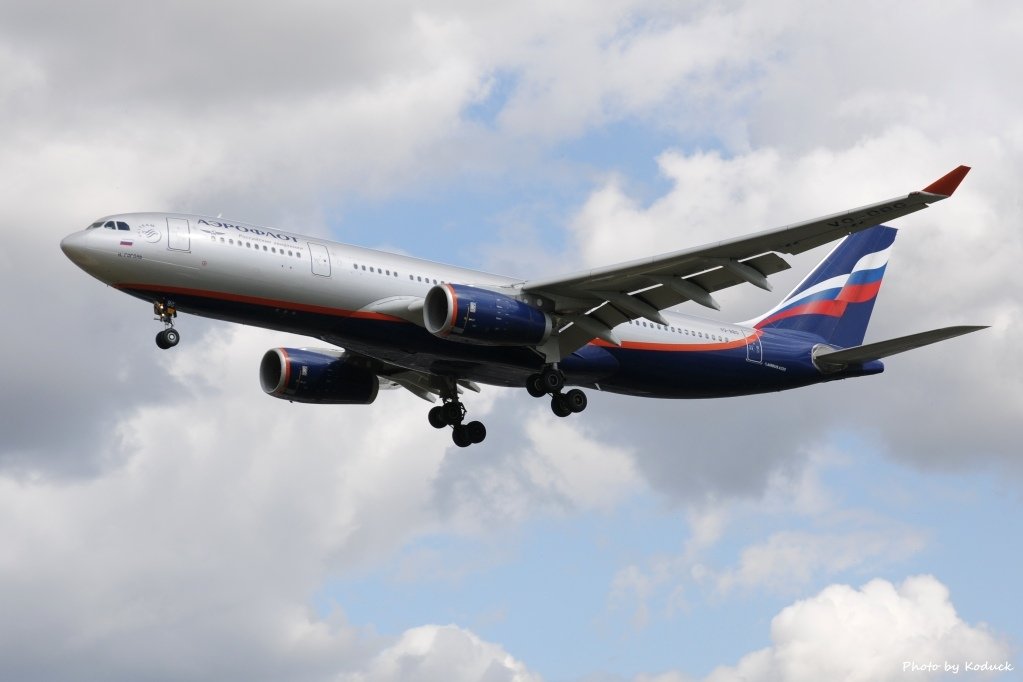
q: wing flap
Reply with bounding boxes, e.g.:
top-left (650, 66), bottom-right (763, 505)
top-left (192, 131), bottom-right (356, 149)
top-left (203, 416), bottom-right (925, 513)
top-left (813, 325), bottom-right (987, 370)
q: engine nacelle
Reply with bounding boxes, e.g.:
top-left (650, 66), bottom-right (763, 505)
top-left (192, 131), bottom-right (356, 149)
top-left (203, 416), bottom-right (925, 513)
top-left (259, 348), bottom-right (379, 404)
top-left (424, 283), bottom-right (552, 346)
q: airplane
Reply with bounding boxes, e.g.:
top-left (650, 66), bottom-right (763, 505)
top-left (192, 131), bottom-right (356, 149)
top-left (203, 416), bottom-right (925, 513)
top-left (61, 165), bottom-right (985, 447)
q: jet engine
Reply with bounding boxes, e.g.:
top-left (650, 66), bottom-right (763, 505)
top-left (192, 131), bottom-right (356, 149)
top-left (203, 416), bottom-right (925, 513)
top-left (259, 348), bottom-right (379, 404)
top-left (424, 283), bottom-right (552, 346)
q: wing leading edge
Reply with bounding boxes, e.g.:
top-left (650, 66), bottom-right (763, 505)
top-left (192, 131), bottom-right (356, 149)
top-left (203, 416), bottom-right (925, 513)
top-left (522, 166), bottom-right (971, 359)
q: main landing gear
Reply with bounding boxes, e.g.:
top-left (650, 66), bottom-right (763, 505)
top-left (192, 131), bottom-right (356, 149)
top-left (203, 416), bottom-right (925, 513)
top-left (153, 300), bottom-right (180, 350)
top-left (427, 383), bottom-right (487, 448)
top-left (525, 365), bottom-right (587, 418)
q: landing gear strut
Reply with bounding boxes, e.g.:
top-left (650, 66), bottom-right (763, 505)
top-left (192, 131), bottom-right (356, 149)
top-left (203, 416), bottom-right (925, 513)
top-left (526, 365), bottom-right (588, 418)
top-left (427, 383), bottom-right (486, 448)
top-left (153, 300), bottom-right (180, 349)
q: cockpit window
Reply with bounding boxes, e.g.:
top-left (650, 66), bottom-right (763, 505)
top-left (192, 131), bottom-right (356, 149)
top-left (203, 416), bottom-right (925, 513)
top-left (93, 220), bottom-right (131, 231)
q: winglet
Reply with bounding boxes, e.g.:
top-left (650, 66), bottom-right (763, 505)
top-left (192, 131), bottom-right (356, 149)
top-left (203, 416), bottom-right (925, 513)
top-left (922, 165), bottom-right (971, 197)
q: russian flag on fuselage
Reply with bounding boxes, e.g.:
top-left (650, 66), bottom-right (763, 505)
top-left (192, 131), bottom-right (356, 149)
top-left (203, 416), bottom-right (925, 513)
top-left (751, 225), bottom-right (897, 348)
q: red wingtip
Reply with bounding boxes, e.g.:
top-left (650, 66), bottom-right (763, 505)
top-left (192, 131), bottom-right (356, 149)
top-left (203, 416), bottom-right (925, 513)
top-left (922, 165), bottom-right (971, 196)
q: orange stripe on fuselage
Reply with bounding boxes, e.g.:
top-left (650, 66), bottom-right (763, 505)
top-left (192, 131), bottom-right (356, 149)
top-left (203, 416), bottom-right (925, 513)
top-left (590, 334), bottom-right (754, 352)
top-left (115, 283), bottom-right (406, 323)
top-left (119, 281), bottom-right (762, 353)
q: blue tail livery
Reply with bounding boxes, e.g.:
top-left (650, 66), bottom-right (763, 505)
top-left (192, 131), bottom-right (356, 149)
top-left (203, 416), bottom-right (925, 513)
top-left (750, 225), bottom-right (896, 348)
top-left (61, 165), bottom-right (985, 447)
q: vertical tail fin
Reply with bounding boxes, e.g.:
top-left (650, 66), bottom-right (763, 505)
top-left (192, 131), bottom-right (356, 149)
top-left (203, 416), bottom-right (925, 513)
top-left (749, 225), bottom-right (897, 347)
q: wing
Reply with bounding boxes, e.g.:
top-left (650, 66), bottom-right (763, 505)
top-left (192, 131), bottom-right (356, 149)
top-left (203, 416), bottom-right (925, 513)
top-left (523, 165), bottom-right (971, 358)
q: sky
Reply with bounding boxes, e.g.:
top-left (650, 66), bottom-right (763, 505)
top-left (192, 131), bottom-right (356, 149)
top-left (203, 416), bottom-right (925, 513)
top-left (1, 1), bottom-right (1021, 680)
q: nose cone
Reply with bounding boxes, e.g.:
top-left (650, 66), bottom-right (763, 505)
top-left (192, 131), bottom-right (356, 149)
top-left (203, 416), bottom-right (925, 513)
top-left (61, 230), bottom-right (97, 270)
top-left (61, 230), bottom-right (84, 258)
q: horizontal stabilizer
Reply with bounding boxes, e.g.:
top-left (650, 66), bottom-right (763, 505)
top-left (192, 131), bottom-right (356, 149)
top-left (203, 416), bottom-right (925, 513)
top-left (814, 325), bottom-right (987, 369)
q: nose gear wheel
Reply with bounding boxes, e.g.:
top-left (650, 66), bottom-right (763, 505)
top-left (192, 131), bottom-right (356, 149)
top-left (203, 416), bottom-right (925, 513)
top-left (153, 300), bottom-right (180, 349)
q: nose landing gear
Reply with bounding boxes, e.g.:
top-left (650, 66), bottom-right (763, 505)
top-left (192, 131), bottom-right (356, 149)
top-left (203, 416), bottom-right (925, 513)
top-left (526, 365), bottom-right (588, 418)
top-left (153, 300), bottom-right (180, 349)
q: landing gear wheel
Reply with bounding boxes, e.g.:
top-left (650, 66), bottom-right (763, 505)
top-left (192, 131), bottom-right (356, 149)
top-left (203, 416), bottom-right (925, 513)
top-left (465, 420), bottom-right (487, 444)
top-left (434, 380), bottom-right (485, 447)
top-left (155, 328), bottom-right (180, 349)
top-left (563, 388), bottom-right (587, 413)
top-left (551, 394), bottom-right (573, 418)
top-left (441, 401), bottom-right (465, 426)
top-left (452, 425), bottom-right (473, 448)
top-left (541, 367), bottom-right (565, 392)
top-left (526, 374), bottom-right (547, 398)
top-left (428, 406), bottom-right (447, 429)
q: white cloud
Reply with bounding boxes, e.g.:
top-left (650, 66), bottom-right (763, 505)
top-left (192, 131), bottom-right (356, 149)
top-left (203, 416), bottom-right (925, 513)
top-left (698, 575), bottom-right (1010, 682)
top-left (0, 319), bottom-right (642, 679)
top-left (519, 415), bottom-right (641, 511)
top-left (341, 624), bottom-right (541, 682)
top-left (431, 397), bottom-right (642, 530)
top-left (711, 529), bottom-right (926, 596)
top-left (609, 450), bottom-right (932, 627)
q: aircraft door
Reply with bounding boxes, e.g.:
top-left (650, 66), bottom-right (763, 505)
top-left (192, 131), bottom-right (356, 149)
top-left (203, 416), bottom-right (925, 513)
top-left (745, 331), bottom-right (763, 364)
top-left (309, 243), bottom-right (331, 276)
top-left (167, 217), bottom-right (190, 251)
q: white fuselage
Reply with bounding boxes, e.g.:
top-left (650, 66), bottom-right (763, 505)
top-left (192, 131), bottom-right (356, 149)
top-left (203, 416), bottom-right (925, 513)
top-left (61, 213), bottom-right (756, 360)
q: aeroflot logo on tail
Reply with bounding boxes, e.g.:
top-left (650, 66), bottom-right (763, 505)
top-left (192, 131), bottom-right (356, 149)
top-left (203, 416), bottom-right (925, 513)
top-left (197, 219), bottom-right (299, 243)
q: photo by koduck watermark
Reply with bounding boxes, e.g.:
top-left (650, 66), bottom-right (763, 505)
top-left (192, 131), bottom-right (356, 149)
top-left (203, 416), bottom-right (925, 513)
top-left (902, 660), bottom-right (1014, 674)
